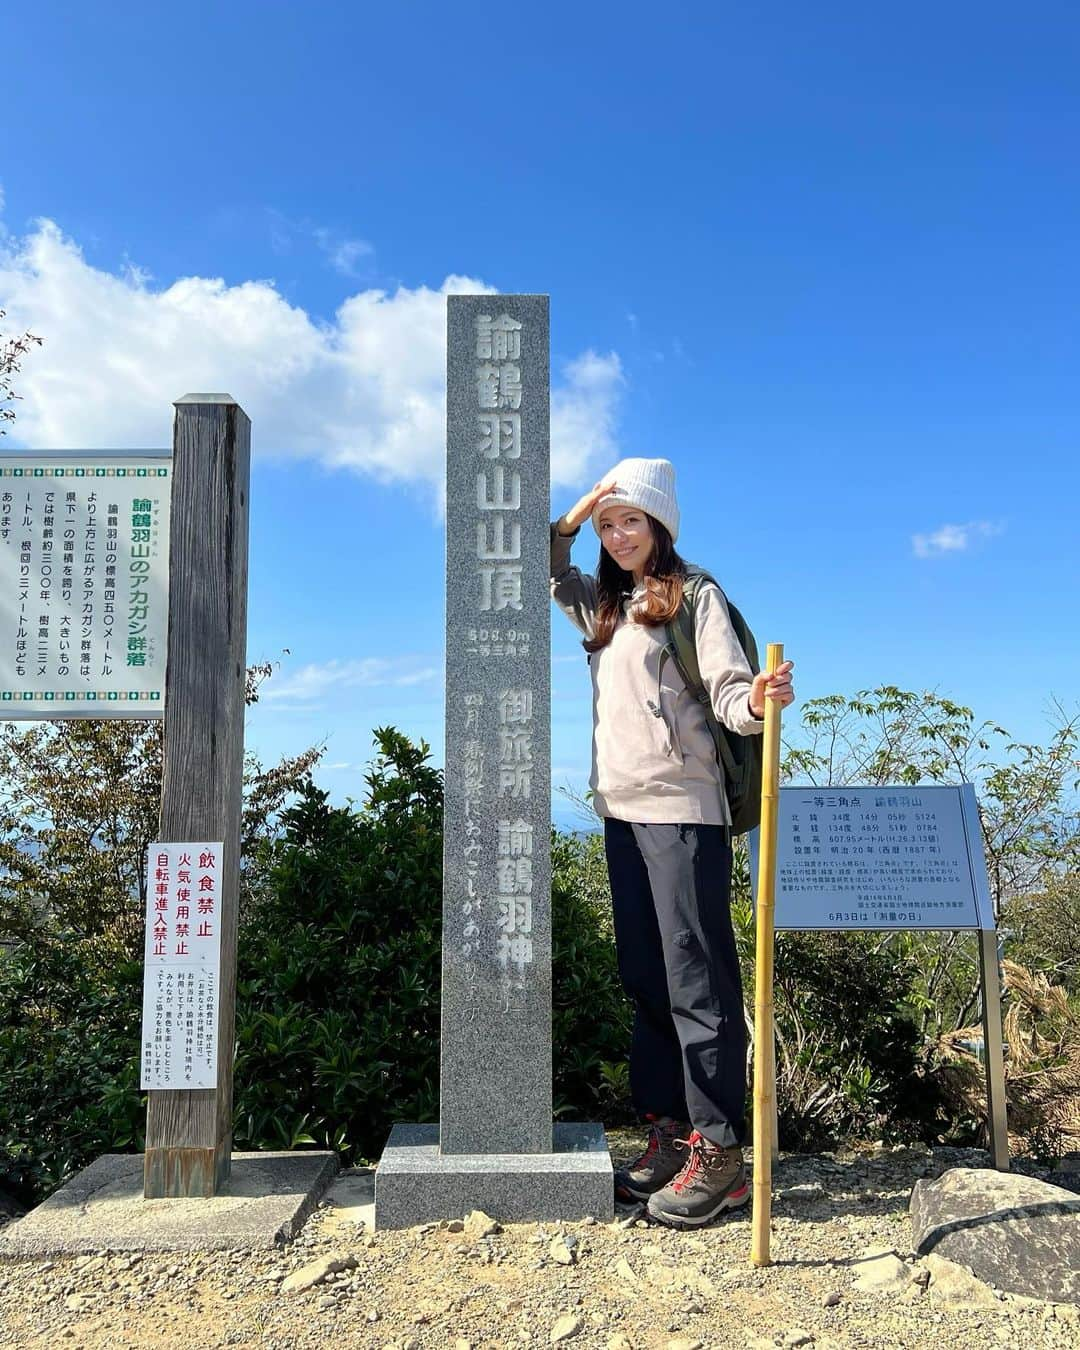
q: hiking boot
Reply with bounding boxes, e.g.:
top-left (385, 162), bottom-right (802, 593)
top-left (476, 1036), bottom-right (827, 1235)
top-left (614, 1115), bottom-right (691, 1202)
top-left (645, 1130), bottom-right (749, 1228)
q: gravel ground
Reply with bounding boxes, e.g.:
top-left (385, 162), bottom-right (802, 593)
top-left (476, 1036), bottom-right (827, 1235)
top-left (0, 1140), bottom-right (1077, 1350)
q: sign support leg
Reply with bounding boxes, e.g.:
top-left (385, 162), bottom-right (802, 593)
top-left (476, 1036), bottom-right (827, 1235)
top-left (978, 928), bottom-right (1010, 1172)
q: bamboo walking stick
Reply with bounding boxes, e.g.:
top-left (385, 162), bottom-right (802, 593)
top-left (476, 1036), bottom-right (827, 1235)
top-left (751, 642), bottom-right (784, 1267)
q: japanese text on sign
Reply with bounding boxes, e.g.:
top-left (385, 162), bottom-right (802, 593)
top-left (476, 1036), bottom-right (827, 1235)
top-left (752, 785), bottom-right (993, 931)
top-left (474, 314), bottom-right (524, 616)
top-left (0, 459), bottom-right (170, 716)
top-left (140, 841), bottom-right (223, 1089)
top-left (495, 687), bottom-right (535, 1004)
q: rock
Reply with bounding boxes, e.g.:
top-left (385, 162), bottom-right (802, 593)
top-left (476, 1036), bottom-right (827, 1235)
top-left (612, 1256), bottom-right (637, 1284)
top-left (694, 1273), bottom-right (718, 1299)
top-left (550, 1313), bottom-right (582, 1343)
top-left (464, 1209), bottom-right (500, 1240)
top-left (851, 1247), bottom-right (910, 1294)
top-left (280, 1254), bottom-right (358, 1295)
top-left (924, 1254), bottom-right (1001, 1311)
top-left (781, 1184), bottom-right (826, 1203)
top-left (549, 1236), bottom-right (576, 1266)
top-left (454, 1341), bottom-right (472, 1350)
top-left (606, 1336), bottom-right (632, 1350)
top-left (666, 1340), bottom-right (702, 1350)
top-left (446, 1220), bottom-right (465, 1233)
top-left (910, 1166), bottom-right (1080, 1306)
top-left (64, 1294), bottom-right (87, 1312)
top-left (782, 1334), bottom-right (815, 1348)
top-left (822, 1292), bottom-right (841, 1308)
top-left (317, 1296), bottom-right (337, 1310)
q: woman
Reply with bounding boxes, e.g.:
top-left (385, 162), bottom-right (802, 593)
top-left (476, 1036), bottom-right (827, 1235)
top-left (551, 456), bottom-right (794, 1229)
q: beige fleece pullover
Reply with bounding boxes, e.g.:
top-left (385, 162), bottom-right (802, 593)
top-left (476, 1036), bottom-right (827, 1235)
top-left (550, 524), bottom-right (764, 826)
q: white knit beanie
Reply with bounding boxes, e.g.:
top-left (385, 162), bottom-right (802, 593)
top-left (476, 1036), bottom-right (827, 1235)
top-left (591, 457), bottom-right (680, 542)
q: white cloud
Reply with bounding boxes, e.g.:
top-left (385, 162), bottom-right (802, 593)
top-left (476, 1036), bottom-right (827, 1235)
top-left (260, 656), bottom-right (439, 708)
top-left (0, 218), bottom-right (623, 497)
top-left (912, 521), bottom-right (1003, 559)
top-left (312, 229), bottom-right (375, 278)
top-left (550, 349), bottom-right (624, 487)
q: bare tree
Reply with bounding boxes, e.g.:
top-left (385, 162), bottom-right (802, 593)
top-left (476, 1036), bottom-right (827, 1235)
top-left (1, 309), bottom-right (42, 434)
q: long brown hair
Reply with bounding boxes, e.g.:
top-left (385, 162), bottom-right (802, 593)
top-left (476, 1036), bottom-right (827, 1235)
top-left (583, 515), bottom-right (688, 653)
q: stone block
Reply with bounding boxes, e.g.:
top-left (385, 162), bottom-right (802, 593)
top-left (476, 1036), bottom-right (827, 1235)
top-left (374, 1122), bottom-right (613, 1229)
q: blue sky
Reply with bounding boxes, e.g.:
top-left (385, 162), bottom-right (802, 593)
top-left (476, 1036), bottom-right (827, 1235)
top-left (2, 2), bottom-right (1078, 826)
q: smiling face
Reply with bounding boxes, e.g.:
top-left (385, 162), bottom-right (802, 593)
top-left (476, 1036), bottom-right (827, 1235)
top-left (596, 502), bottom-right (656, 577)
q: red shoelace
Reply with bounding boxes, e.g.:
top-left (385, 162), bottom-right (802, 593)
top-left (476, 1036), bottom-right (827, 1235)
top-left (629, 1120), bottom-right (663, 1169)
top-left (670, 1130), bottom-right (710, 1193)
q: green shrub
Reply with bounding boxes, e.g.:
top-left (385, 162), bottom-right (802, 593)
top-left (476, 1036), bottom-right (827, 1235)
top-left (551, 829), bottom-right (632, 1121)
top-left (234, 728), bottom-right (443, 1161)
top-left (767, 930), bottom-right (949, 1149)
top-left (0, 933), bottom-right (144, 1202)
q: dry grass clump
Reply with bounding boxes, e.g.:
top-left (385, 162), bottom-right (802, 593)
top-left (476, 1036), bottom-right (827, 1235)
top-left (937, 959), bottom-right (1080, 1159)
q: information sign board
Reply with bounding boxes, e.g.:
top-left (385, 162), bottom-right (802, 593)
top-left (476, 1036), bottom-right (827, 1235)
top-left (140, 841), bottom-right (223, 1090)
top-left (751, 783), bottom-right (994, 931)
top-left (0, 453), bottom-right (170, 717)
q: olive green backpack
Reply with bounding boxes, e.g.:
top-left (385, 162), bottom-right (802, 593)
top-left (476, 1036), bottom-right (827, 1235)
top-left (663, 567), bottom-right (763, 835)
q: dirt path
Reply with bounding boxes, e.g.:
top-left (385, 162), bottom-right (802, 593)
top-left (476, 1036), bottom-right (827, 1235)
top-left (0, 1142), bottom-right (1076, 1350)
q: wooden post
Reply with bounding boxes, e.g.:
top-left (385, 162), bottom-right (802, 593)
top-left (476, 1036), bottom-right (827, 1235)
top-left (144, 395), bottom-right (250, 1199)
top-left (751, 642), bottom-right (784, 1267)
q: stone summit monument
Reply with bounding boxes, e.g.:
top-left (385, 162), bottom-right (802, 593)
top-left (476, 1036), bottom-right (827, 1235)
top-left (375, 295), bottom-right (613, 1227)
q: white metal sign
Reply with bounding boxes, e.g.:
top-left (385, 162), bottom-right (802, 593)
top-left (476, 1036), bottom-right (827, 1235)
top-left (751, 783), bottom-right (995, 931)
top-left (0, 454), bottom-right (170, 717)
top-left (140, 841), bottom-right (223, 1090)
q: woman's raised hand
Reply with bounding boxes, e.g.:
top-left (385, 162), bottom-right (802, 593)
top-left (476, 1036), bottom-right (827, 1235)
top-left (557, 478), bottom-right (618, 536)
top-left (748, 660), bottom-right (796, 719)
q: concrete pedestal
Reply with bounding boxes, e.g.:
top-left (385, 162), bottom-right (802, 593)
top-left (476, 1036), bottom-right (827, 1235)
top-left (374, 1123), bottom-right (613, 1230)
top-left (0, 1151), bottom-right (338, 1256)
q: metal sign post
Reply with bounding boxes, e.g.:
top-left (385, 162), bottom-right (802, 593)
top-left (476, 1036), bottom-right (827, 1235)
top-left (978, 927), bottom-right (1009, 1170)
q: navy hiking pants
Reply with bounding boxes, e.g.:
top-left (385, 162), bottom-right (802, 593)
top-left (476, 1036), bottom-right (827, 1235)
top-left (603, 818), bottom-right (746, 1148)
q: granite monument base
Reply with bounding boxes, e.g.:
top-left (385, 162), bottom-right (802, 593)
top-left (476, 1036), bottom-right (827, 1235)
top-left (374, 1123), bottom-right (613, 1230)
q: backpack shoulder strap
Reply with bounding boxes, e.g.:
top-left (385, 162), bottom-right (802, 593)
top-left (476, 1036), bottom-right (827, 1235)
top-left (664, 568), bottom-right (739, 782)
